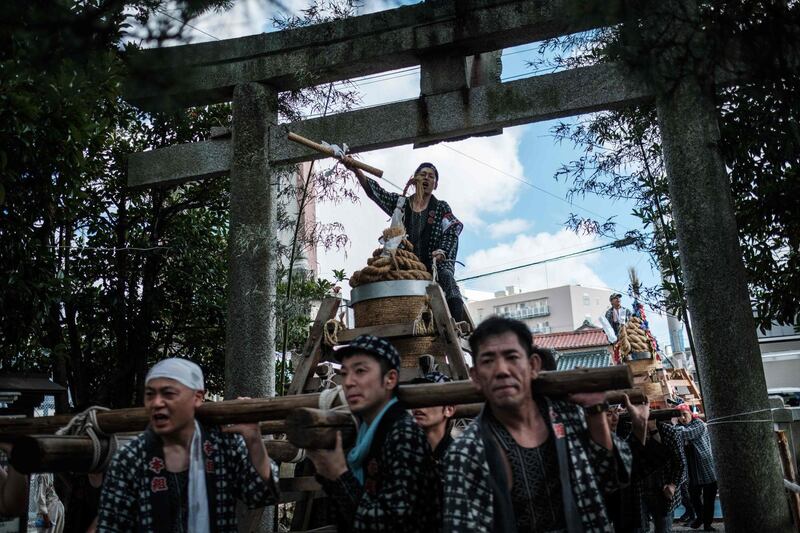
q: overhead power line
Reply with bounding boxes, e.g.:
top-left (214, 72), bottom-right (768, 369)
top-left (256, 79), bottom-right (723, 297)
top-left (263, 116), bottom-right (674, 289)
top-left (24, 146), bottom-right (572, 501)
top-left (456, 236), bottom-right (635, 283)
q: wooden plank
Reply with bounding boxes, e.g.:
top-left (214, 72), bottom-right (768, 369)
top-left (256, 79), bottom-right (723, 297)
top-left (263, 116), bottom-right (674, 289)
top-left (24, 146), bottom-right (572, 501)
top-left (776, 430), bottom-right (800, 527)
top-left (336, 322), bottom-right (425, 343)
top-left (287, 297), bottom-right (341, 396)
top-left (667, 379), bottom-right (691, 387)
top-left (426, 284), bottom-right (470, 380)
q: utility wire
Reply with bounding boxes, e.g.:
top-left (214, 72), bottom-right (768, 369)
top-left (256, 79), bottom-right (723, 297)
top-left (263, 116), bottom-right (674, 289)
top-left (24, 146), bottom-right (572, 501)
top-left (456, 236), bottom-right (634, 282)
top-left (154, 8), bottom-right (222, 41)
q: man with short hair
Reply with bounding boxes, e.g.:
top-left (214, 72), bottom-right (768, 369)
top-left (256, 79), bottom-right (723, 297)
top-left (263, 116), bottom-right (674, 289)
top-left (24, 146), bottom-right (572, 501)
top-left (97, 358), bottom-right (278, 532)
top-left (411, 371), bottom-right (457, 464)
top-left (605, 293), bottom-right (632, 337)
top-left (306, 335), bottom-right (440, 532)
top-left (443, 316), bottom-right (636, 533)
top-left (345, 160), bottom-right (466, 321)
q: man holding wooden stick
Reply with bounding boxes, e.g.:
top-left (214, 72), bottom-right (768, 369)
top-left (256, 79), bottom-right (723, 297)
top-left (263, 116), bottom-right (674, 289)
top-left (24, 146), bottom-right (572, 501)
top-left (343, 159), bottom-right (467, 321)
top-left (96, 358), bottom-right (279, 533)
top-left (305, 335), bottom-right (440, 532)
top-left (443, 316), bottom-right (637, 533)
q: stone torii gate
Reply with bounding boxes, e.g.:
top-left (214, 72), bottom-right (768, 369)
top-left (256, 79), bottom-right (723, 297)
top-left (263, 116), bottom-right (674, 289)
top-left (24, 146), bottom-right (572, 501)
top-left (123, 1), bottom-right (792, 531)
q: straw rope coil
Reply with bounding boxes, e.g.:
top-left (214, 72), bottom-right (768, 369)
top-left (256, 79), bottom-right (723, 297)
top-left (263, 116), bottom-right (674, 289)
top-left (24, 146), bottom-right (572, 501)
top-left (350, 232), bottom-right (431, 288)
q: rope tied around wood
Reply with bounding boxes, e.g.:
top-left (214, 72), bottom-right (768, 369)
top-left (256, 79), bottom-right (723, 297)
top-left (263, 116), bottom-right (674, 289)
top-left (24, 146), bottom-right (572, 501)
top-left (412, 296), bottom-right (436, 336)
top-left (56, 406), bottom-right (118, 472)
top-left (285, 385), bottom-right (354, 463)
top-left (323, 319), bottom-right (346, 346)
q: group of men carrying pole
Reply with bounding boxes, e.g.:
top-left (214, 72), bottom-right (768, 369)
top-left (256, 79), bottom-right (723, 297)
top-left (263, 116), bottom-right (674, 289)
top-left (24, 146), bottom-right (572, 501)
top-left (47, 315), bottom-right (650, 532)
top-left (0, 161), bottom-right (717, 532)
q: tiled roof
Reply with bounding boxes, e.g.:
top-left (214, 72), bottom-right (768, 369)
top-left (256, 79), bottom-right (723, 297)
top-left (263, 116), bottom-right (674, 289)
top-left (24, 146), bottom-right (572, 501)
top-left (556, 350), bottom-right (612, 371)
top-left (533, 327), bottom-right (610, 350)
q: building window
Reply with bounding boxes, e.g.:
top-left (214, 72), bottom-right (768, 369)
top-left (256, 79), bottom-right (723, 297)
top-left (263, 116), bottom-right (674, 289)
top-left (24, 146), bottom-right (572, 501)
top-left (583, 293), bottom-right (590, 306)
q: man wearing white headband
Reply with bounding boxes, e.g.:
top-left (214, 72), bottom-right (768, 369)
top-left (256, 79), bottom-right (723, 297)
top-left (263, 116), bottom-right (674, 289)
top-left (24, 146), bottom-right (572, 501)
top-left (97, 358), bottom-right (278, 532)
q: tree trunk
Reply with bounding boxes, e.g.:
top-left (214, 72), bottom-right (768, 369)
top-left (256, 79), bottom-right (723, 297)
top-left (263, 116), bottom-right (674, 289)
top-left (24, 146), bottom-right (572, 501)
top-left (656, 46), bottom-right (793, 533)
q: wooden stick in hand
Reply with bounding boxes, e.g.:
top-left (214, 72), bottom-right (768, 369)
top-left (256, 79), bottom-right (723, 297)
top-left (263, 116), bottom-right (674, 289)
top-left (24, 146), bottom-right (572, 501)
top-left (287, 132), bottom-right (383, 177)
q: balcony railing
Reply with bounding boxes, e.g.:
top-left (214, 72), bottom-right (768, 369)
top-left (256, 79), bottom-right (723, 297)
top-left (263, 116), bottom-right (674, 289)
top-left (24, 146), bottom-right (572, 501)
top-left (530, 326), bottom-right (552, 334)
top-left (497, 306), bottom-right (550, 320)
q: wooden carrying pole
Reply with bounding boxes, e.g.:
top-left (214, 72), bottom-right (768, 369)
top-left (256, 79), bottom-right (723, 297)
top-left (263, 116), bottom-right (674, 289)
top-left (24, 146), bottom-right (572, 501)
top-left (620, 408), bottom-right (682, 422)
top-left (0, 366), bottom-right (634, 437)
top-left (288, 388), bottom-right (647, 450)
top-left (286, 132), bottom-right (384, 178)
top-left (10, 435), bottom-right (302, 474)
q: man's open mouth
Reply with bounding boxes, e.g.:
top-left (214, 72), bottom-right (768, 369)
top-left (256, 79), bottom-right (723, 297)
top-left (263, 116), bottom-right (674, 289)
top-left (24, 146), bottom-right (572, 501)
top-left (152, 413), bottom-right (169, 422)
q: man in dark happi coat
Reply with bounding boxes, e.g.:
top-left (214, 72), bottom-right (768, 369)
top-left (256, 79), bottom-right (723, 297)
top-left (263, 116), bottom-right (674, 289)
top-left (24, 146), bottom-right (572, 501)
top-left (411, 370), bottom-right (456, 466)
top-left (443, 316), bottom-right (634, 533)
top-left (306, 335), bottom-right (440, 532)
top-left (97, 358), bottom-right (278, 532)
top-left (675, 404), bottom-right (718, 531)
top-left (345, 160), bottom-right (466, 321)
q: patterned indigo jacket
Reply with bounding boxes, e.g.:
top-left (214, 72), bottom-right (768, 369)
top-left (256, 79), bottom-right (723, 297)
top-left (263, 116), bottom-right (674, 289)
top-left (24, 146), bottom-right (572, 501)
top-left (675, 418), bottom-right (716, 485)
top-left (363, 177), bottom-right (463, 273)
top-left (317, 401), bottom-right (440, 532)
top-left (613, 421), bottom-right (686, 531)
top-left (443, 398), bottom-right (632, 533)
top-left (97, 424), bottom-right (279, 533)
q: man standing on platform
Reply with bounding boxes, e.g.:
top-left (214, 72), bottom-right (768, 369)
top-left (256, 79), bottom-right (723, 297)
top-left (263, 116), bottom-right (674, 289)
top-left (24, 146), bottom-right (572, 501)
top-left (306, 335), bottom-right (440, 532)
top-left (443, 316), bottom-right (636, 533)
top-left (344, 160), bottom-right (466, 321)
top-left (97, 358), bottom-right (279, 532)
top-left (605, 292), bottom-right (632, 337)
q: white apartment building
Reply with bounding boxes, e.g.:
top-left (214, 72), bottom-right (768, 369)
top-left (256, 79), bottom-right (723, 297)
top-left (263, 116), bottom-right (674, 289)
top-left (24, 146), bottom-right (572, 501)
top-left (758, 322), bottom-right (800, 390)
top-left (466, 284), bottom-right (614, 334)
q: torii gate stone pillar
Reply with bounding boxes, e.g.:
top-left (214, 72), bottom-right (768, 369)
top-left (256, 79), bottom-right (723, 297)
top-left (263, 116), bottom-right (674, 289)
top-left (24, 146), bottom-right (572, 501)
top-left (656, 53), bottom-right (794, 533)
top-left (225, 82), bottom-right (278, 400)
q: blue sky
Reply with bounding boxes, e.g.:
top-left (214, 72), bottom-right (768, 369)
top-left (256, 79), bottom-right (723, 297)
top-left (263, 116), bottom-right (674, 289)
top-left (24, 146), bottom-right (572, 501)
top-left (165, 0), bottom-right (686, 351)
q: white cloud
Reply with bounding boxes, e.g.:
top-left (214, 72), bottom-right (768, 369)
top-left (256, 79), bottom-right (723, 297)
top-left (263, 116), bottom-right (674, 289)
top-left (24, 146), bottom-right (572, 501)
top-left (459, 230), bottom-right (607, 294)
top-left (486, 218), bottom-right (531, 239)
top-left (314, 128), bottom-right (528, 294)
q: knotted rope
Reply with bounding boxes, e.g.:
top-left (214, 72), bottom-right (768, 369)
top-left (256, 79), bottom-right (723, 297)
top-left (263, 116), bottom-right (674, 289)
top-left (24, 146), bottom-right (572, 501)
top-left (284, 383), bottom-right (354, 463)
top-left (323, 319), bottom-right (346, 347)
top-left (412, 296), bottom-right (436, 336)
top-left (56, 406), bottom-right (118, 472)
top-left (350, 236), bottom-right (432, 287)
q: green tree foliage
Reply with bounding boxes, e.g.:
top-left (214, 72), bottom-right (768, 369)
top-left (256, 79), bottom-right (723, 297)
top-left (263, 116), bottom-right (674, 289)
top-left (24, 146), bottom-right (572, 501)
top-left (543, 0), bottom-right (800, 332)
top-left (1, 0), bottom-right (361, 409)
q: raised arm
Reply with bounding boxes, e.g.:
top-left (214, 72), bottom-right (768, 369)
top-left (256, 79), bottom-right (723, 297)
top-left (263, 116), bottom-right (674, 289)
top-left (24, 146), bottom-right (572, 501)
top-left (342, 158), bottom-right (400, 217)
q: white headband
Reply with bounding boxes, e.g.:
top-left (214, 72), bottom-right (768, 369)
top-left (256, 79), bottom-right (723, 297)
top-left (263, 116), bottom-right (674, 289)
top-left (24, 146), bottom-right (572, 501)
top-left (145, 358), bottom-right (205, 391)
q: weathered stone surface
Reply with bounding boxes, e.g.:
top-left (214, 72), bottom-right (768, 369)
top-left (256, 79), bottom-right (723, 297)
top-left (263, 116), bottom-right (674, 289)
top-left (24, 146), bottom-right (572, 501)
top-left (657, 69), bottom-right (793, 533)
top-left (127, 62), bottom-right (650, 188)
top-left (127, 138), bottom-right (230, 189)
top-left (225, 83), bottom-right (279, 402)
top-left (124, 0), bottom-right (628, 109)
